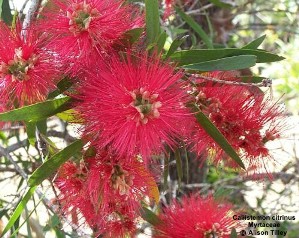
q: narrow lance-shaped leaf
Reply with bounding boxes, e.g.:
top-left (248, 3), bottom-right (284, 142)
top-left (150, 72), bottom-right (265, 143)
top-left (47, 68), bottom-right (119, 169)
top-left (156, 31), bottom-right (167, 53)
top-left (194, 109), bottom-right (245, 169)
top-left (28, 139), bottom-right (84, 187)
top-left (176, 7), bottom-right (213, 49)
top-left (1, 186), bottom-right (37, 238)
top-left (170, 48), bottom-right (285, 66)
top-left (164, 35), bottom-right (188, 59)
top-left (0, 0), bottom-right (3, 18)
top-left (120, 27), bottom-right (144, 46)
top-left (1, 0), bottom-right (12, 24)
top-left (56, 109), bottom-right (84, 124)
top-left (47, 77), bottom-right (73, 99)
top-left (242, 35), bottom-right (266, 49)
top-left (140, 206), bottom-right (161, 226)
top-left (230, 228), bottom-right (238, 238)
top-left (10, 195), bottom-right (44, 238)
top-left (208, 0), bottom-right (234, 8)
top-left (0, 97), bottom-right (72, 122)
top-left (145, 0), bottom-right (160, 45)
top-left (182, 55), bottom-right (257, 71)
top-left (25, 122), bottom-right (36, 146)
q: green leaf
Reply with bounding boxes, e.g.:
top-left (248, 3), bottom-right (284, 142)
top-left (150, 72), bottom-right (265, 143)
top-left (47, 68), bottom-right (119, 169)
top-left (156, 31), bottom-right (167, 53)
top-left (176, 7), bottom-right (213, 49)
top-left (182, 55), bottom-right (257, 71)
top-left (0, 97), bottom-right (72, 122)
top-left (10, 192), bottom-right (44, 238)
top-left (214, 187), bottom-right (233, 199)
top-left (124, 27), bottom-right (144, 45)
top-left (0, 0), bottom-right (3, 18)
top-left (25, 122), bottom-right (36, 146)
top-left (140, 207), bottom-right (161, 226)
top-left (56, 109), bottom-right (84, 123)
top-left (242, 35), bottom-right (266, 49)
top-left (1, 0), bottom-right (12, 24)
top-left (47, 77), bottom-right (73, 99)
top-left (230, 228), bottom-right (238, 238)
top-left (194, 110), bottom-right (245, 169)
top-left (1, 186), bottom-right (36, 238)
top-left (170, 48), bottom-right (285, 66)
top-left (28, 139), bottom-right (84, 187)
top-left (36, 119), bottom-right (47, 135)
top-left (118, 28), bottom-right (144, 47)
top-left (145, 0), bottom-right (160, 45)
top-left (208, 0), bottom-right (234, 8)
top-left (174, 149), bottom-right (183, 185)
top-left (239, 75), bottom-right (266, 83)
top-left (164, 35), bottom-right (188, 59)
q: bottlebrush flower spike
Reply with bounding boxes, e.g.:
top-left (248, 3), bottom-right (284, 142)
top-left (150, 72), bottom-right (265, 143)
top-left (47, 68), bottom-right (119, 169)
top-left (86, 152), bottom-right (158, 214)
top-left (40, 0), bottom-right (143, 74)
top-left (153, 195), bottom-right (242, 238)
top-left (87, 153), bottom-right (156, 237)
top-left (0, 21), bottom-right (59, 107)
top-left (76, 53), bottom-right (190, 161)
top-left (189, 71), bottom-right (284, 174)
top-left (55, 161), bottom-right (97, 226)
top-left (56, 153), bottom-right (158, 237)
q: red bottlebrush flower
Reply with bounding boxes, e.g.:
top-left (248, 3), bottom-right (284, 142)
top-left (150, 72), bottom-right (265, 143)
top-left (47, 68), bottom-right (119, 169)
top-left (189, 71), bottom-right (284, 173)
top-left (153, 195), bottom-right (241, 238)
top-left (86, 153), bottom-right (157, 214)
top-left (56, 153), bottom-right (158, 237)
top-left (40, 0), bottom-right (142, 74)
top-left (98, 214), bottom-right (137, 238)
top-left (76, 53), bottom-right (190, 161)
top-left (55, 161), bottom-right (96, 225)
top-left (86, 153), bottom-right (158, 237)
top-left (0, 21), bottom-right (59, 107)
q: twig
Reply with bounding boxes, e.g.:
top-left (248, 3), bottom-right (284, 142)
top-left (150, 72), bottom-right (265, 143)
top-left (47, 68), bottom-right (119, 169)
top-left (0, 145), bottom-right (28, 179)
top-left (34, 189), bottom-right (90, 237)
top-left (185, 3), bottom-right (214, 16)
top-left (0, 144), bottom-right (88, 236)
top-left (47, 130), bottom-right (77, 143)
top-left (186, 72), bottom-right (272, 87)
top-left (19, 0), bottom-right (30, 17)
top-left (22, 0), bottom-right (41, 32)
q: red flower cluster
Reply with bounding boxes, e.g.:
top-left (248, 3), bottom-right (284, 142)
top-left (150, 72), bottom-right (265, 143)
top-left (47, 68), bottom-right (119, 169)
top-left (41, 0), bottom-right (142, 75)
top-left (56, 152), bottom-right (158, 237)
top-left (153, 195), bottom-right (242, 238)
top-left (76, 53), bottom-right (190, 162)
top-left (0, 22), bottom-right (59, 107)
top-left (188, 71), bottom-right (284, 174)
